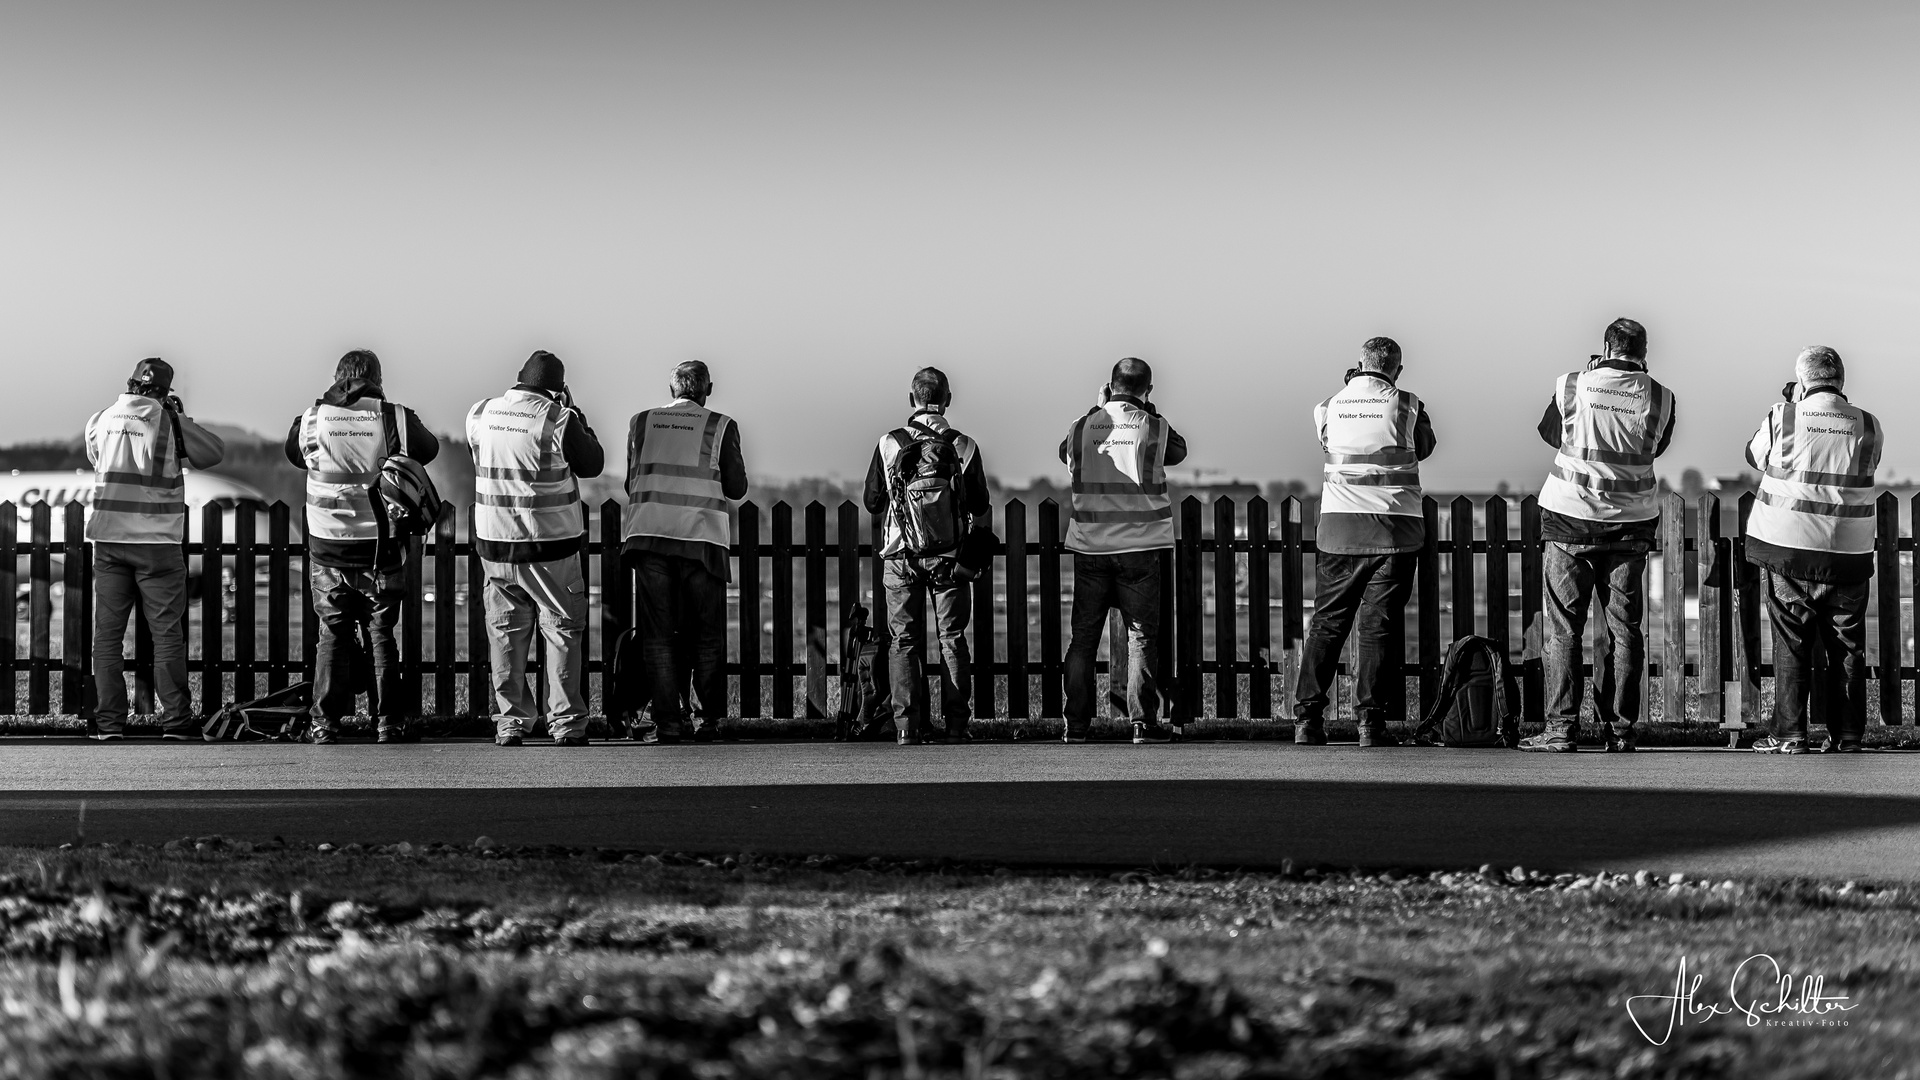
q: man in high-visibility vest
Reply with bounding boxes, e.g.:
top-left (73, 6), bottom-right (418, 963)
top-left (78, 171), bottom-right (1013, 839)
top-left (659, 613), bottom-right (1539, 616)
top-left (621, 361), bottom-right (748, 743)
top-left (467, 351), bottom-right (604, 747)
top-left (84, 358), bottom-right (226, 740)
top-left (1058, 357), bottom-right (1187, 744)
top-left (1523, 318), bottom-right (1677, 753)
top-left (861, 367), bottom-right (993, 745)
top-left (1744, 347), bottom-right (1881, 754)
top-left (1295, 338), bottom-right (1436, 747)
top-left (284, 350), bottom-right (440, 744)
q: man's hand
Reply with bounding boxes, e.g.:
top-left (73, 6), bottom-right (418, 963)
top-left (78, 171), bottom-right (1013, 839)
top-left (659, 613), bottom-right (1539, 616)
top-left (163, 394), bottom-right (184, 414)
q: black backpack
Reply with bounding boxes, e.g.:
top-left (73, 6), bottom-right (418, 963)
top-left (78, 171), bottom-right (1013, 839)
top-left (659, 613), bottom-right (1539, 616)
top-left (1416, 636), bottom-right (1520, 748)
top-left (372, 402), bottom-right (444, 539)
top-left (885, 423), bottom-right (966, 557)
top-left (834, 605), bottom-right (894, 740)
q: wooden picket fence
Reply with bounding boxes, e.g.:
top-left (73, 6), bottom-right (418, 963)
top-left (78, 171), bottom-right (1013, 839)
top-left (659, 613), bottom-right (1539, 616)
top-left (3, 491), bottom-right (1914, 725)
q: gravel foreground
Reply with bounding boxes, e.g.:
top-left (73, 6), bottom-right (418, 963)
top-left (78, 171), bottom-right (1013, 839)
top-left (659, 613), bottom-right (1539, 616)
top-left (2, 841), bottom-right (1917, 1079)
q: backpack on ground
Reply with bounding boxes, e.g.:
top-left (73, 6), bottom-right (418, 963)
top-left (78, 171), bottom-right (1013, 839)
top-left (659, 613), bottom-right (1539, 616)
top-left (885, 423), bottom-right (966, 557)
top-left (608, 627), bottom-right (652, 737)
top-left (835, 604), bottom-right (894, 740)
top-left (1416, 635), bottom-right (1520, 748)
top-left (204, 681), bottom-right (313, 742)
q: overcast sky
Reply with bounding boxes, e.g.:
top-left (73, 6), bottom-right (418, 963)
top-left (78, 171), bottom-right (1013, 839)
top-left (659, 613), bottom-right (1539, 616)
top-left (4, 1), bottom-right (1916, 490)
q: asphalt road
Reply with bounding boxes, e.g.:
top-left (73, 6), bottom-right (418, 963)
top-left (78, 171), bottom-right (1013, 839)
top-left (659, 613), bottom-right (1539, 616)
top-left (3, 739), bottom-right (1918, 881)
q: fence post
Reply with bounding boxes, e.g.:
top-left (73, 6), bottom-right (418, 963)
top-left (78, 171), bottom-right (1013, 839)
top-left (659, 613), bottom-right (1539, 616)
top-left (432, 504), bottom-right (456, 717)
top-left (29, 501), bottom-right (51, 715)
top-left (771, 502), bottom-right (794, 719)
top-left (0, 502), bottom-right (14, 716)
top-left (1450, 496), bottom-right (1475, 643)
top-left (1417, 497), bottom-right (1441, 718)
top-left (267, 503), bottom-right (291, 694)
top-left (1213, 497), bottom-right (1239, 719)
top-left (1877, 492), bottom-right (1903, 725)
top-left (1485, 496), bottom-right (1510, 669)
top-left (402, 531), bottom-right (425, 717)
top-left (971, 504), bottom-right (996, 718)
top-left (837, 500), bottom-right (862, 709)
top-left (599, 500), bottom-right (626, 719)
top-left (1247, 496), bottom-right (1271, 719)
top-left (804, 502), bottom-right (828, 720)
top-left (1177, 497), bottom-right (1204, 722)
top-left (1697, 494), bottom-right (1725, 730)
top-left (1662, 491), bottom-right (1688, 724)
top-left (1733, 494), bottom-right (1761, 728)
top-left (61, 503), bottom-right (86, 716)
top-left (233, 500), bottom-right (258, 705)
top-left (1519, 496), bottom-right (1543, 724)
top-left (1279, 497), bottom-right (1303, 720)
top-left (199, 503), bottom-right (224, 712)
top-left (738, 501), bottom-right (762, 718)
top-left (1005, 499), bottom-right (1030, 718)
top-left (1037, 499), bottom-right (1062, 718)
top-left (464, 504), bottom-right (489, 719)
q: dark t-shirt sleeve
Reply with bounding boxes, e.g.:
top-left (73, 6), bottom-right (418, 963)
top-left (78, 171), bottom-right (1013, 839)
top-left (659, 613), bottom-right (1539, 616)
top-left (561, 413), bottom-right (605, 479)
top-left (284, 417), bottom-right (307, 469)
top-left (1162, 424), bottom-right (1188, 468)
top-left (403, 409), bottom-right (440, 465)
top-left (719, 422), bottom-right (748, 500)
top-left (1653, 399), bottom-right (1677, 457)
top-left (960, 445), bottom-right (991, 517)
top-left (1537, 400), bottom-right (1563, 449)
top-left (1413, 404), bottom-right (1436, 460)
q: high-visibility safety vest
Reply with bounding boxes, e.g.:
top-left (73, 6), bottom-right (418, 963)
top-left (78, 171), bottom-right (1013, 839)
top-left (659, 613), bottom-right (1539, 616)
top-left (466, 389), bottom-right (583, 544)
top-left (1314, 374), bottom-right (1424, 517)
top-left (1537, 364), bottom-right (1676, 521)
top-left (300, 399), bottom-right (404, 541)
top-left (875, 409), bottom-right (979, 558)
top-left (1746, 391), bottom-right (1881, 554)
top-left (1065, 400), bottom-right (1173, 554)
top-left (85, 394), bottom-right (186, 543)
top-left (622, 400), bottom-right (734, 549)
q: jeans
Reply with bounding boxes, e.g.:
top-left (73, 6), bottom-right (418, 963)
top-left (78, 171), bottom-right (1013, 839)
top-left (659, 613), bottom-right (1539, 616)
top-left (1763, 570), bottom-right (1868, 743)
top-left (92, 542), bottom-right (192, 734)
top-left (633, 552), bottom-right (727, 732)
top-left (310, 562), bottom-right (405, 734)
top-left (883, 556), bottom-right (972, 736)
top-left (1064, 550), bottom-right (1163, 730)
top-left (1543, 540), bottom-right (1646, 739)
top-left (484, 556), bottom-right (589, 740)
top-left (1294, 552), bottom-right (1415, 730)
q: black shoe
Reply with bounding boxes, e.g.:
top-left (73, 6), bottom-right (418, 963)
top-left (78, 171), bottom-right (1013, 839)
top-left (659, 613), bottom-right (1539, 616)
top-left (897, 730), bottom-right (923, 746)
top-left (1062, 727), bottom-right (1090, 744)
top-left (1357, 727), bottom-right (1400, 748)
top-left (690, 724), bottom-right (718, 743)
top-left (555, 736), bottom-right (590, 747)
top-left (945, 726), bottom-right (972, 743)
top-left (495, 736), bottom-right (523, 747)
top-left (1605, 733), bottom-right (1636, 753)
top-left (1293, 722), bottom-right (1327, 746)
top-left (309, 730), bottom-right (339, 746)
top-left (91, 732), bottom-right (125, 742)
top-left (1132, 722), bottom-right (1175, 744)
top-left (1517, 733), bottom-right (1578, 753)
top-left (1819, 737), bottom-right (1862, 754)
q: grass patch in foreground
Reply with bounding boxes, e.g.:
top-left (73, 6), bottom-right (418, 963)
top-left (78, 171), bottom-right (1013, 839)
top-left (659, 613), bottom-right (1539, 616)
top-left (2, 845), bottom-right (1918, 1078)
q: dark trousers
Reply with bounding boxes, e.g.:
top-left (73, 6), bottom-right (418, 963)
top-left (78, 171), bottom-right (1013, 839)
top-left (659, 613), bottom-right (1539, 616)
top-left (310, 562), bottom-right (405, 733)
top-left (1294, 552), bottom-right (1415, 730)
top-left (1064, 550), bottom-right (1163, 730)
top-left (634, 552), bottom-right (727, 731)
top-left (1542, 541), bottom-right (1646, 738)
top-left (1764, 570), bottom-right (1868, 743)
top-left (884, 556), bottom-right (972, 735)
top-left (92, 542), bottom-right (193, 733)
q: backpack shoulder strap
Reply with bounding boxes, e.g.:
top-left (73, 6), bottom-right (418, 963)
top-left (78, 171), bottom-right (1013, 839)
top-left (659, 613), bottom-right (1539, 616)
top-left (382, 401), bottom-right (403, 457)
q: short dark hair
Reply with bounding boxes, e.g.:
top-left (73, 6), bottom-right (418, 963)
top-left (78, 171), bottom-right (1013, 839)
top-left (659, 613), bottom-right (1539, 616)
top-left (670, 360), bottom-right (711, 399)
top-left (1359, 337), bottom-right (1401, 371)
top-left (1110, 357), bottom-right (1153, 397)
top-left (910, 366), bottom-right (950, 405)
top-left (335, 349), bottom-right (383, 386)
top-left (1603, 318), bottom-right (1648, 361)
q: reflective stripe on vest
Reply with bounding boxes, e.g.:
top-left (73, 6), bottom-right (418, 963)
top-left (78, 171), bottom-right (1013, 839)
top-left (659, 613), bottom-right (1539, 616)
top-left (1537, 367), bottom-right (1674, 522)
top-left (467, 390), bottom-right (582, 543)
top-left (1065, 402), bottom-right (1173, 554)
top-left (1315, 377), bottom-right (1424, 517)
top-left (621, 401), bottom-right (733, 548)
top-left (86, 395), bottom-right (186, 543)
top-left (1748, 396), bottom-right (1880, 553)
top-left (302, 400), bottom-right (387, 541)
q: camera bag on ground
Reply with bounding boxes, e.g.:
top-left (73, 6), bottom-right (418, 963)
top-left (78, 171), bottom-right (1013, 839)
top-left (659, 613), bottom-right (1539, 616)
top-left (1416, 635), bottom-right (1520, 747)
top-left (203, 681), bottom-right (314, 741)
top-left (835, 604), bottom-right (894, 740)
top-left (608, 627), bottom-right (654, 738)
top-left (884, 422), bottom-right (966, 557)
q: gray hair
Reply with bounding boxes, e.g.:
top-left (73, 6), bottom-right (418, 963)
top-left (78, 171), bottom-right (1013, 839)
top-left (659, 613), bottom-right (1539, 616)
top-left (670, 360), bottom-right (712, 399)
top-left (1358, 337), bottom-right (1402, 373)
top-left (1796, 346), bottom-right (1844, 387)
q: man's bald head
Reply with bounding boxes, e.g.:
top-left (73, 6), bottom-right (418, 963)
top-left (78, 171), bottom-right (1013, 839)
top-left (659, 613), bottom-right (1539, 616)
top-left (1110, 357), bottom-right (1153, 398)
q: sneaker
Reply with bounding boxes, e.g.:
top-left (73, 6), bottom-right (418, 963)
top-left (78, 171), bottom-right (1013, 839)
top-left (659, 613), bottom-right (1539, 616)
top-left (1605, 733), bottom-right (1636, 753)
top-left (91, 732), bottom-right (125, 742)
top-left (1357, 727), bottom-right (1401, 748)
top-left (495, 736), bottom-right (523, 747)
top-left (309, 730), bottom-right (339, 746)
top-left (897, 730), bottom-right (922, 746)
top-left (1752, 736), bottom-right (1808, 754)
top-left (1132, 722), bottom-right (1175, 744)
top-left (1062, 727), bottom-right (1090, 744)
top-left (1517, 733), bottom-right (1578, 753)
top-left (555, 736), bottom-right (590, 747)
top-left (1819, 738), bottom-right (1862, 754)
top-left (1292, 723), bottom-right (1327, 746)
top-left (944, 726), bottom-right (972, 743)
top-left (690, 724), bottom-right (718, 744)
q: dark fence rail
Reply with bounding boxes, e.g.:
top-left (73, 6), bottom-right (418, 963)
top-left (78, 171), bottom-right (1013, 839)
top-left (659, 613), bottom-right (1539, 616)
top-left (4, 492), bottom-right (1914, 726)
